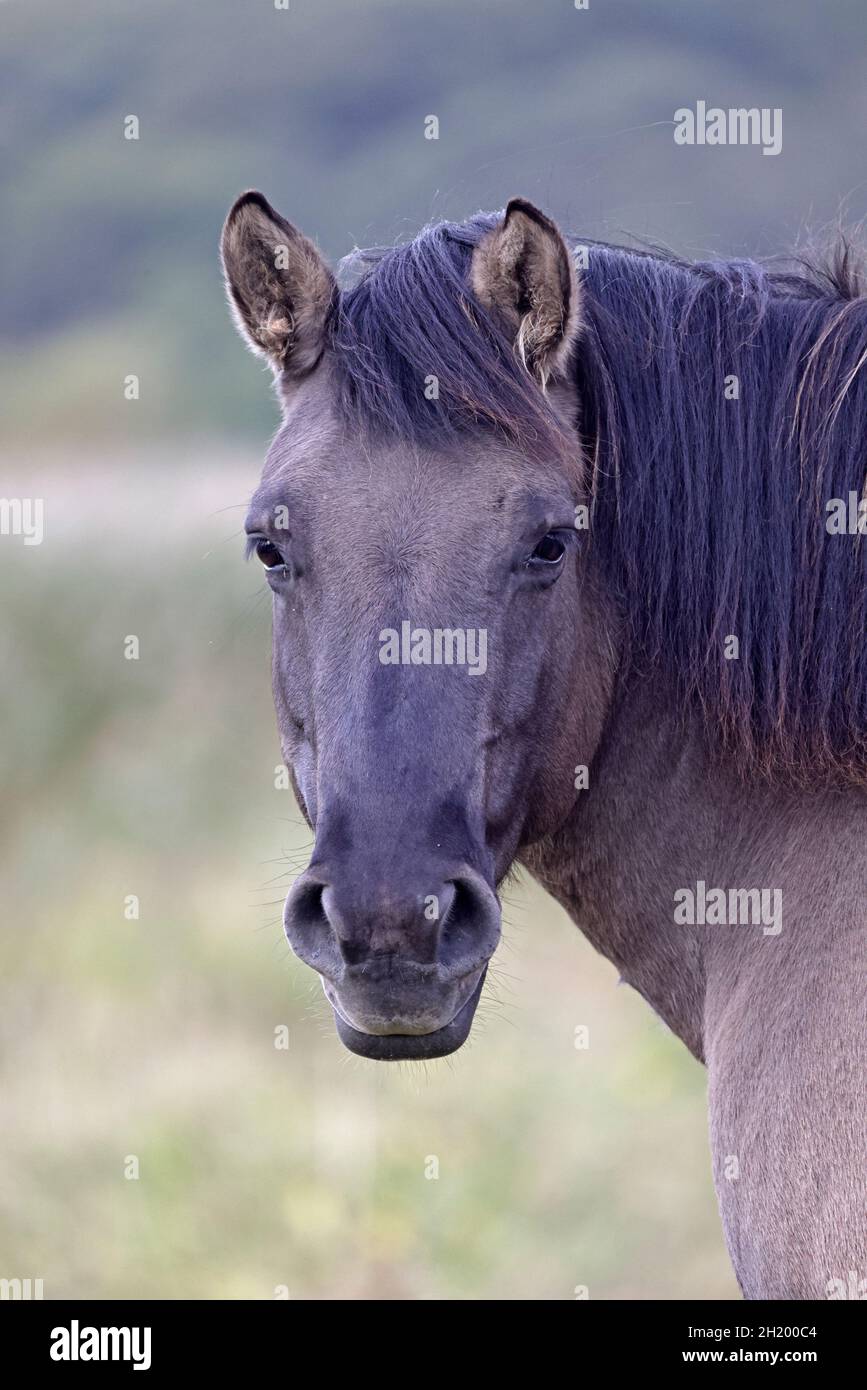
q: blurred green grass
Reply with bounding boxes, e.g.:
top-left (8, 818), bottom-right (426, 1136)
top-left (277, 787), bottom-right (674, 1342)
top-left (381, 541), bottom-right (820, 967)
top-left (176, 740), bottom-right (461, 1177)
top-left (0, 453), bottom-right (738, 1298)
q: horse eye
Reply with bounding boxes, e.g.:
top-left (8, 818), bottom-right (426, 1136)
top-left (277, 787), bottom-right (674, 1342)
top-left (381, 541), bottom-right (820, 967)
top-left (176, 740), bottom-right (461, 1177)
top-left (531, 533), bottom-right (566, 564)
top-left (256, 539), bottom-right (284, 569)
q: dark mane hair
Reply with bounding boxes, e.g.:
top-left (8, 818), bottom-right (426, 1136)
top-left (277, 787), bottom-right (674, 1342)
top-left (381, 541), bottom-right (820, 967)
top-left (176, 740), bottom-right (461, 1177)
top-left (331, 214), bottom-right (867, 785)
top-left (333, 212), bottom-right (572, 459)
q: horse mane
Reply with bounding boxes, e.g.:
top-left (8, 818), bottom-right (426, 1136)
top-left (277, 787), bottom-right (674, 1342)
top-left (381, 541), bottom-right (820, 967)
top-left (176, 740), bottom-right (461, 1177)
top-left (332, 214), bottom-right (867, 787)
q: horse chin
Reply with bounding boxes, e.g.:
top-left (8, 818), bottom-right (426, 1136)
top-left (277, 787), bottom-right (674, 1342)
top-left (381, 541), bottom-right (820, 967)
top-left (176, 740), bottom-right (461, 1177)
top-left (331, 971), bottom-right (486, 1061)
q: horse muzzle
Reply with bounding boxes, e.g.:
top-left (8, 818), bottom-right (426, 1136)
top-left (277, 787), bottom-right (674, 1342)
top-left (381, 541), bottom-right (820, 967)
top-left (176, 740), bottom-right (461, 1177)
top-left (283, 862), bottom-right (500, 1060)
top-left (323, 965), bottom-right (488, 1060)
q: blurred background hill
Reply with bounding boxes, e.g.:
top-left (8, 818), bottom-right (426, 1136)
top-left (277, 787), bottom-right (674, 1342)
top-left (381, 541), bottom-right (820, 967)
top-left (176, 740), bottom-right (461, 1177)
top-left (2, 0), bottom-right (865, 443)
top-left (1, 0), bottom-right (864, 1299)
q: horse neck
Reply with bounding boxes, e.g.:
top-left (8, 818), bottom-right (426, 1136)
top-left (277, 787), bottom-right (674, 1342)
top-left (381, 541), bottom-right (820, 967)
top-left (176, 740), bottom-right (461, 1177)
top-left (521, 664), bottom-right (863, 1061)
top-left (521, 671), bottom-right (706, 1056)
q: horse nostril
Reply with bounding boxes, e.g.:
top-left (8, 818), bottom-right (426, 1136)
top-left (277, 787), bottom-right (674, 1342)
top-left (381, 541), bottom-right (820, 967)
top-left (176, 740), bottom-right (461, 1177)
top-left (283, 874), bottom-right (344, 981)
top-left (437, 872), bottom-right (501, 977)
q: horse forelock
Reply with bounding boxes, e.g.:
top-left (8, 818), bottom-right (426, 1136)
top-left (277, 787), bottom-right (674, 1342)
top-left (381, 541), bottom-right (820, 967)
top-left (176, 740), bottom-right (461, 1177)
top-left (331, 213), bottom-right (574, 462)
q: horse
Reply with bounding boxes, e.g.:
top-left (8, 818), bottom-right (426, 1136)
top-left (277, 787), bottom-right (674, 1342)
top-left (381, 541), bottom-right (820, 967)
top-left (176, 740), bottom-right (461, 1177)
top-left (221, 191), bottom-right (866, 1300)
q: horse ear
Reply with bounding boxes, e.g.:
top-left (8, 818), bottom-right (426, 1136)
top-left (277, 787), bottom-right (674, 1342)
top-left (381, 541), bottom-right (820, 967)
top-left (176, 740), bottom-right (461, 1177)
top-left (471, 198), bottom-right (580, 385)
top-left (221, 191), bottom-right (336, 377)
